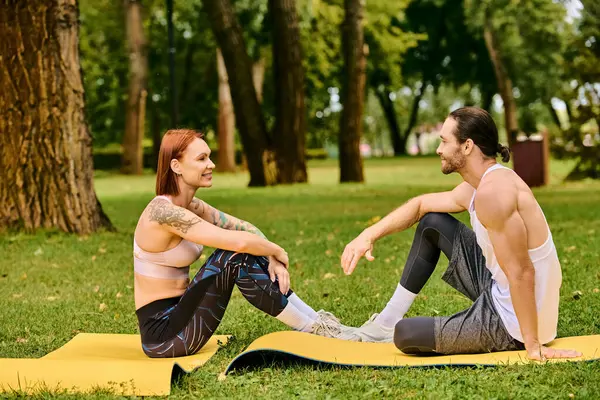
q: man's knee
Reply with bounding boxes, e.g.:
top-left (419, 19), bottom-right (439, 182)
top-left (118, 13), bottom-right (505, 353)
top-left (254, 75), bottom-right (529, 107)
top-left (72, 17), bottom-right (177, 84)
top-left (418, 212), bottom-right (451, 230)
top-left (394, 319), bottom-right (420, 352)
top-left (394, 318), bottom-right (437, 354)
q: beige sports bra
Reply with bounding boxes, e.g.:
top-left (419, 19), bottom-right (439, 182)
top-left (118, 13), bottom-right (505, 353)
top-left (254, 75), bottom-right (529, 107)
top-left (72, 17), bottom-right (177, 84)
top-left (133, 196), bottom-right (203, 279)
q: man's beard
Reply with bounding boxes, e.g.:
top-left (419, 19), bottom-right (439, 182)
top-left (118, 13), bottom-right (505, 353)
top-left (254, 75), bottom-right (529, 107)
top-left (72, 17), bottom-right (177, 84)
top-left (441, 151), bottom-right (466, 175)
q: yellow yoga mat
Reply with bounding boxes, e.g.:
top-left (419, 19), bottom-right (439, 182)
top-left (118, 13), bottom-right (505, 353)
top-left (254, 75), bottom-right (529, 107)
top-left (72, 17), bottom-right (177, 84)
top-left (225, 331), bottom-right (600, 373)
top-left (0, 333), bottom-right (230, 396)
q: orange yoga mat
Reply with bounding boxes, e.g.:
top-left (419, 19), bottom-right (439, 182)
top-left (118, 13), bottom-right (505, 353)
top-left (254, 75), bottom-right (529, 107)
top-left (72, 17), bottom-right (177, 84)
top-left (225, 331), bottom-right (600, 373)
top-left (0, 333), bottom-right (230, 396)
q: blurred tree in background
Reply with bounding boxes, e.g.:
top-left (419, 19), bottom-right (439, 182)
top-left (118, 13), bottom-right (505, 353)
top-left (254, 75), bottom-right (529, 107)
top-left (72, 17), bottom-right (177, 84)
top-left (74, 0), bottom-right (597, 184)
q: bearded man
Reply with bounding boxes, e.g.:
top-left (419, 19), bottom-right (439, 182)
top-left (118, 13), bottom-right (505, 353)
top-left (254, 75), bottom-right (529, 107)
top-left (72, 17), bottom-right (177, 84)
top-left (340, 107), bottom-right (581, 361)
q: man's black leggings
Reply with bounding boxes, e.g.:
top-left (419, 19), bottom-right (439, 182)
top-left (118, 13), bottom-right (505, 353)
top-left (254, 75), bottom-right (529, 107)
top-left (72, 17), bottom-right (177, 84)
top-left (395, 212), bottom-right (459, 354)
top-left (392, 212), bottom-right (525, 355)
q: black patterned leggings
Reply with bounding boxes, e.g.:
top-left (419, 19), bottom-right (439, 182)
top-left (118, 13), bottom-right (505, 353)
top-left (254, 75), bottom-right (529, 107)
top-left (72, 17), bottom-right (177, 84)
top-left (136, 249), bottom-right (291, 358)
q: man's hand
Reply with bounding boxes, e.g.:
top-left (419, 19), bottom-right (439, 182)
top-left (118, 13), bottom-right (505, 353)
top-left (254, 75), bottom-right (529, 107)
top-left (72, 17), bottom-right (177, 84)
top-left (526, 344), bottom-right (582, 361)
top-left (268, 256), bottom-right (290, 295)
top-left (341, 234), bottom-right (375, 275)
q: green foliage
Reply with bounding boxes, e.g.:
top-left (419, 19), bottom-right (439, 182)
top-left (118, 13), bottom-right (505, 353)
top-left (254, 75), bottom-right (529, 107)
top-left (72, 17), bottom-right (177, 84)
top-left (80, 0), bottom-right (220, 149)
top-left (79, 0), bottom-right (128, 146)
top-left (365, 0), bottom-right (423, 91)
top-left (464, 0), bottom-right (569, 105)
top-left (299, 0), bottom-right (344, 147)
top-left (2, 158), bottom-right (600, 397)
top-left (145, 0), bottom-right (218, 138)
top-left (550, 0), bottom-right (600, 180)
top-left (401, 0), bottom-right (496, 96)
top-left (299, 0), bottom-right (419, 148)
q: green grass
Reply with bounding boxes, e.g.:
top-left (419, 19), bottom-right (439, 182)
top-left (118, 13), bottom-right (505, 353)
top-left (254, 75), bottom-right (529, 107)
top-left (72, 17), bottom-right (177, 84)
top-left (1, 157), bottom-right (600, 399)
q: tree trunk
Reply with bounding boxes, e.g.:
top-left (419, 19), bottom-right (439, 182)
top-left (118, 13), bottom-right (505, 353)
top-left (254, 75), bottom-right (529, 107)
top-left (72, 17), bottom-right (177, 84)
top-left (151, 98), bottom-right (161, 171)
top-left (375, 89), bottom-right (405, 156)
top-left (0, 0), bottom-right (113, 233)
top-left (548, 103), bottom-right (563, 130)
top-left (252, 57), bottom-right (266, 104)
top-left (482, 88), bottom-right (494, 113)
top-left (217, 48), bottom-right (236, 172)
top-left (483, 16), bottom-right (518, 146)
top-left (339, 0), bottom-right (366, 183)
top-left (179, 39), bottom-right (198, 112)
top-left (202, 0), bottom-right (277, 186)
top-left (403, 86), bottom-right (424, 148)
top-left (121, 0), bottom-right (148, 175)
top-left (269, 0), bottom-right (308, 184)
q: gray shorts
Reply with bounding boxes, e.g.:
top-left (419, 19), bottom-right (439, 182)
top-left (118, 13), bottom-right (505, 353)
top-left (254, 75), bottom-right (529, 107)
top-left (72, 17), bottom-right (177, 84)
top-left (434, 222), bottom-right (525, 354)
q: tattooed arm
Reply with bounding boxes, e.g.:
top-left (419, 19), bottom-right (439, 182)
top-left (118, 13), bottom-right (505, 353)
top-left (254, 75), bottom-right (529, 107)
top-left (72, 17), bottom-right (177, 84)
top-left (147, 198), bottom-right (286, 264)
top-left (188, 198), bottom-right (267, 239)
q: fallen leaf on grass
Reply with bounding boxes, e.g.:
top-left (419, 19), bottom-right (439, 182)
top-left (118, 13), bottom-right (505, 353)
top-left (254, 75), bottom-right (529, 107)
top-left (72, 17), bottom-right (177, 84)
top-left (16, 338), bottom-right (28, 343)
top-left (116, 292), bottom-right (123, 298)
top-left (366, 216), bottom-right (381, 226)
top-left (34, 248), bottom-right (43, 256)
top-left (46, 296), bottom-right (57, 301)
top-left (99, 303), bottom-right (107, 312)
top-left (323, 273), bottom-right (335, 279)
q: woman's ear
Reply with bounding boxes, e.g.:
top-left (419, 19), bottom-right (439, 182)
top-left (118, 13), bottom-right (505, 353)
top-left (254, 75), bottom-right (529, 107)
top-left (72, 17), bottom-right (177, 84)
top-left (170, 159), bottom-right (182, 176)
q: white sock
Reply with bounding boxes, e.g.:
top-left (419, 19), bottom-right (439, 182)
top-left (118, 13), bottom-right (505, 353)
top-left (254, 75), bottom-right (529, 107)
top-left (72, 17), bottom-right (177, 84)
top-left (276, 302), bottom-right (315, 332)
top-left (375, 284), bottom-right (418, 328)
top-left (287, 293), bottom-right (319, 320)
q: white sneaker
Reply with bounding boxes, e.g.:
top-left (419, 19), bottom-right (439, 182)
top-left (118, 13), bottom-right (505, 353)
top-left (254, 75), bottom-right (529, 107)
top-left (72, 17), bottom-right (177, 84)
top-left (350, 313), bottom-right (394, 343)
top-left (311, 310), bottom-right (359, 340)
top-left (311, 310), bottom-right (341, 338)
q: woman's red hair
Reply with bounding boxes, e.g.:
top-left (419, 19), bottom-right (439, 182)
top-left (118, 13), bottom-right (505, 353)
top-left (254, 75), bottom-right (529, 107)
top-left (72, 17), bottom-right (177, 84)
top-left (156, 129), bottom-right (205, 195)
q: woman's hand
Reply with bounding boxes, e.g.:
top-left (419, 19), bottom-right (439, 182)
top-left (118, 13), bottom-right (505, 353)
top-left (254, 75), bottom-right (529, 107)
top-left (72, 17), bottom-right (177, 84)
top-left (273, 248), bottom-right (289, 268)
top-left (268, 256), bottom-right (290, 295)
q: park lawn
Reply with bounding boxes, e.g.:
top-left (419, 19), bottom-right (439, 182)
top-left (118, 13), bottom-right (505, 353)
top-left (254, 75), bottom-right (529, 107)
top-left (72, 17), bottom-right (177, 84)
top-left (1, 156), bottom-right (600, 399)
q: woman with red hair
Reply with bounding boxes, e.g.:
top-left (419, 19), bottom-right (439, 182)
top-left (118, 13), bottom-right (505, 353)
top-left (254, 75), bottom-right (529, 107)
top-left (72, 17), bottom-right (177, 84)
top-left (133, 129), bottom-right (346, 358)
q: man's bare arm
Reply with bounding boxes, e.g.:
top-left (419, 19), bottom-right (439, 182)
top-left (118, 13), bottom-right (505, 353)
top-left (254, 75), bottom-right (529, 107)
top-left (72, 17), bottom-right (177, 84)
top-left (188, 198), bottom-right (267, 239)
top-left (341, 182), bottom-right (474, 274)
top-left (364, 182), bottom-right (473, 242)
top-left (475, 186), bottom-right (539, 349)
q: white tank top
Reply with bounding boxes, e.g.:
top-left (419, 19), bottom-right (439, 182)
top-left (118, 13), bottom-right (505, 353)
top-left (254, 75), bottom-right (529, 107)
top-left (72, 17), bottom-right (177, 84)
top-left (468, 164), bottom-right (562, 344)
